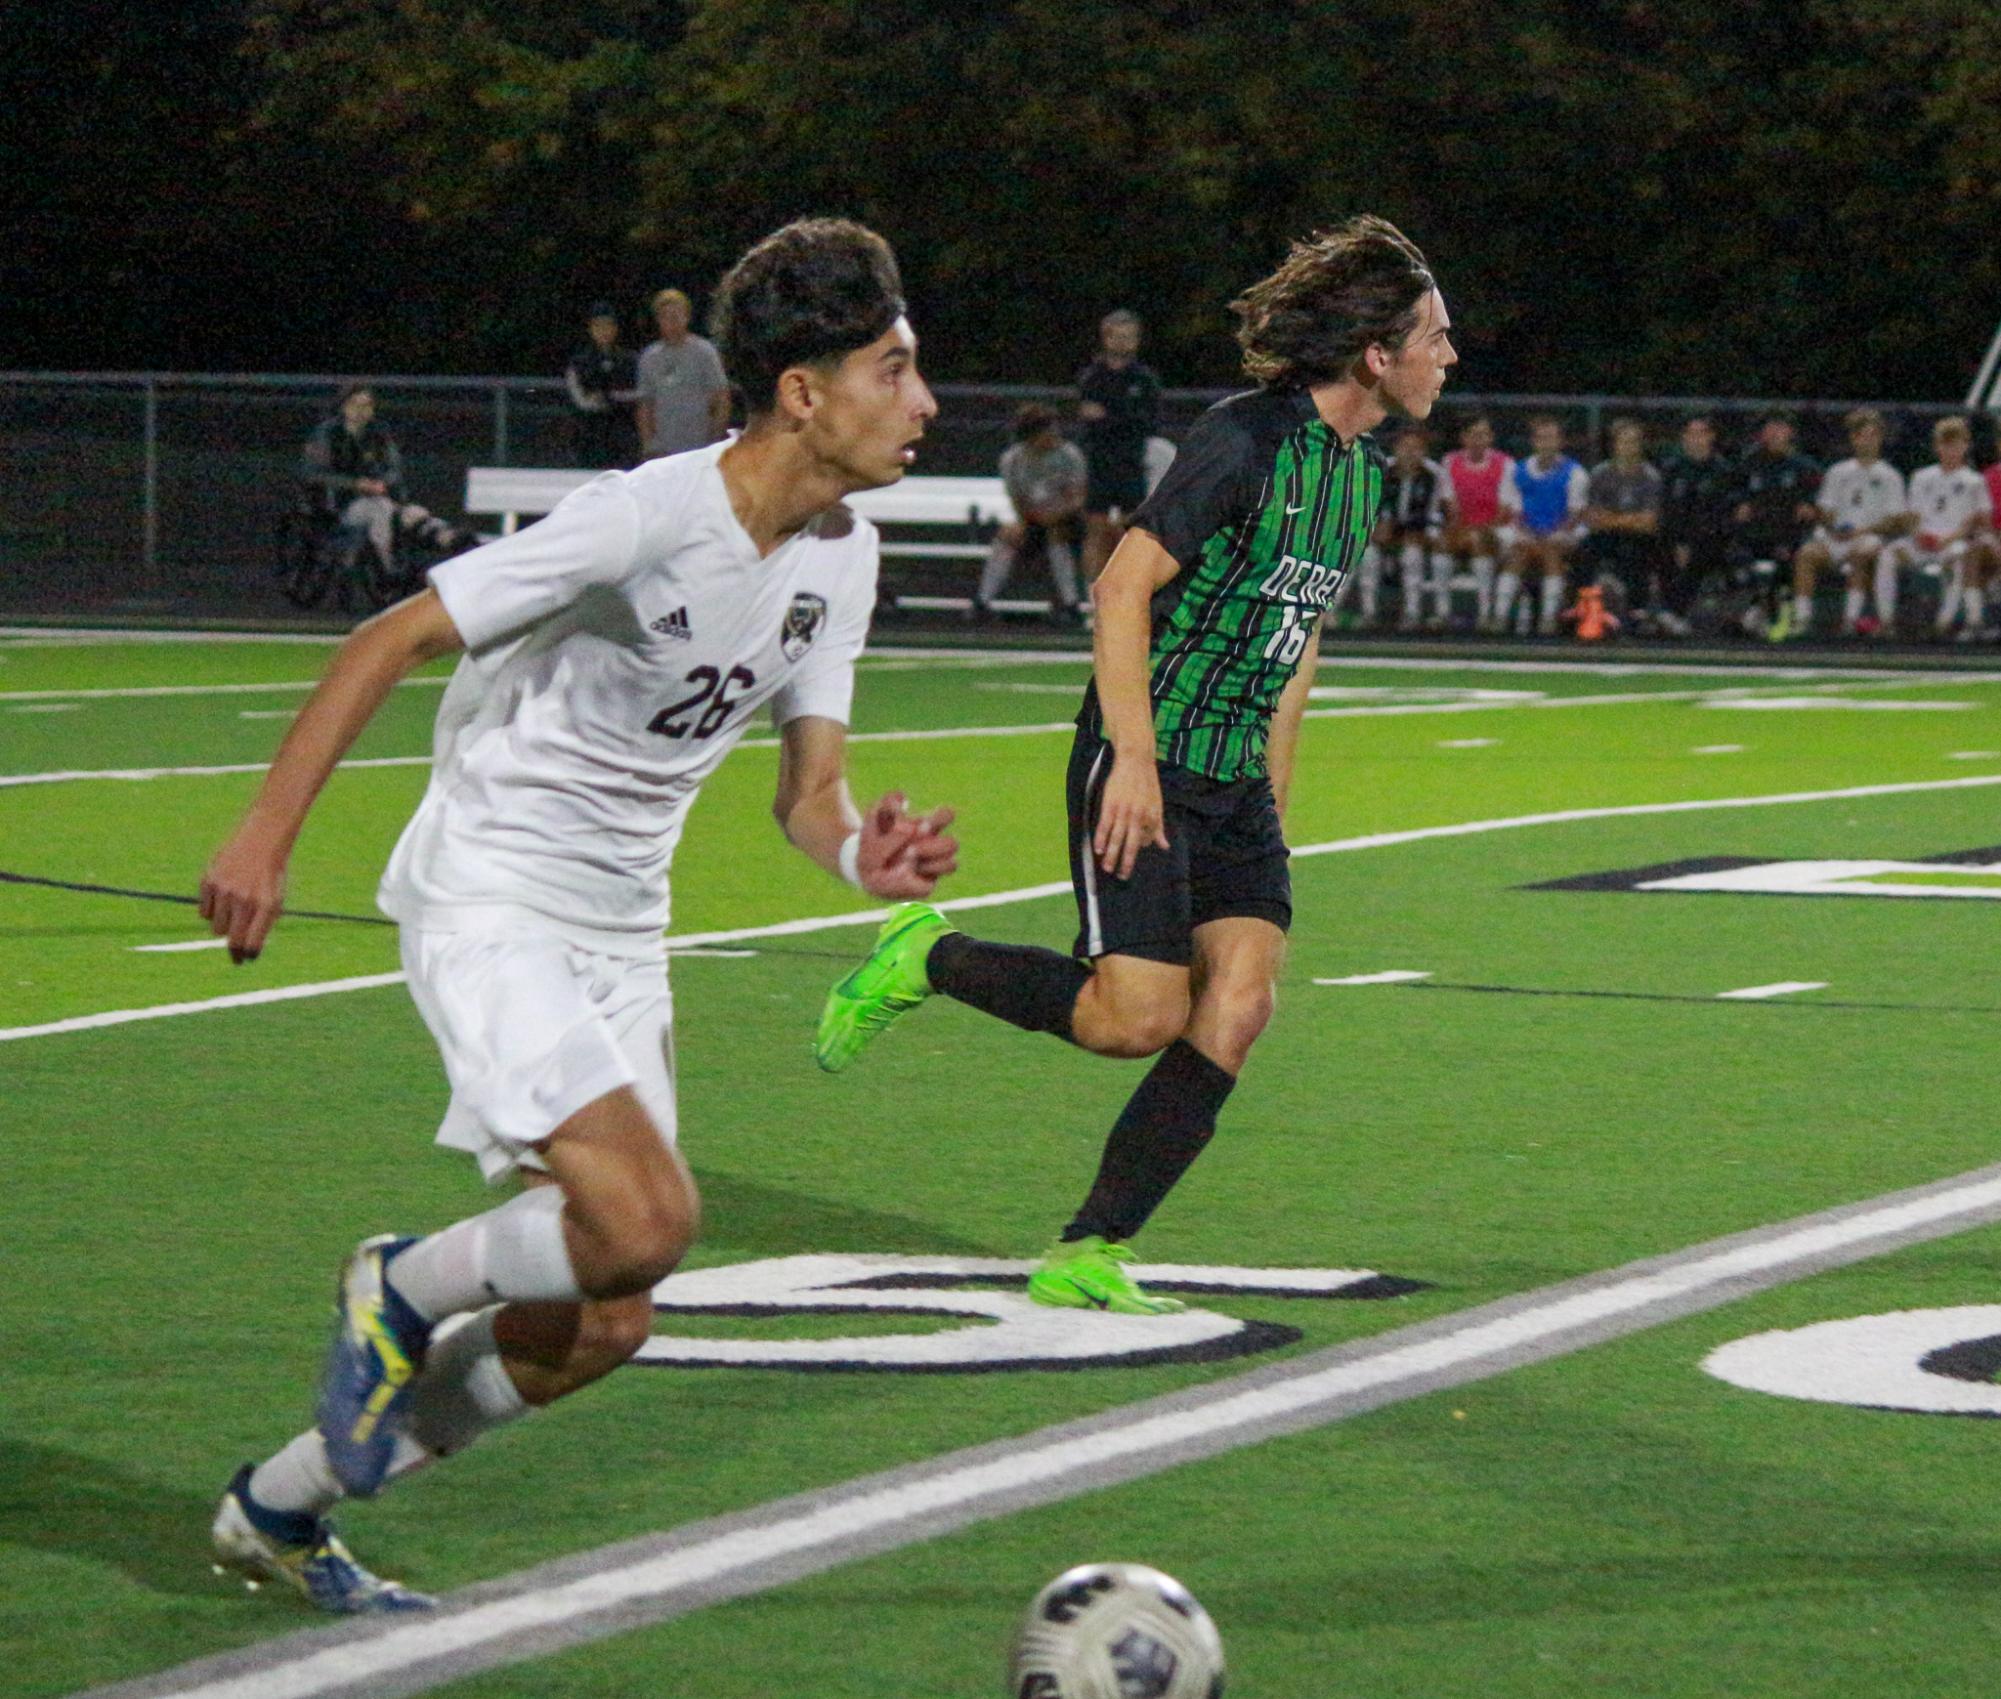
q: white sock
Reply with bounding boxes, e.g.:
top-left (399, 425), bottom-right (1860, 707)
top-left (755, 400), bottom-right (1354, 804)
top-left (976, 541), bottom-right (1014, 604)
top-left (1792, 591), bottom-right (1813, 628)
top-left (247, 1428), bottom-right (345, 1520)
top-left (407, 1307), bottom-right (532, 1457)
top-left (1937, 565), bottom-right (1964, 631)
top-left (1429, 553), bottom-right (1453, 619)
top-left (387, 1186), bottom-right (580, 1322)
top-left (1843, 587), bottom-right (1865, 629)
top-left (1966, 587), bottom-right (1985, 628)
top-left (1472, 556), bottom-right (1496, 623)
top-left (1873, 557), bottom-right (1898, 626)
top-left (1046, 543), bottom-right (1079, 610)
top-left (1539, 574), bottom-right (1564, 627)
top-left (244, 1309), bottom-right (532, 1520)
top-left (1493, 569), bottom-right (1520, 625)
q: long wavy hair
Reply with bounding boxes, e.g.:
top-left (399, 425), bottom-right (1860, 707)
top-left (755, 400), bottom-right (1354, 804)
top-left (1232, 216), bottom-right (1434, 389)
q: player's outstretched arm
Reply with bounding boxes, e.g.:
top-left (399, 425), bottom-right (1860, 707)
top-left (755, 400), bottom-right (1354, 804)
top-left (199, 589), bottom-right (464, 962)
top-left (1091, 526), bottom-right (1180, 879)
top-left (773, 715), bottom-right (957, 898)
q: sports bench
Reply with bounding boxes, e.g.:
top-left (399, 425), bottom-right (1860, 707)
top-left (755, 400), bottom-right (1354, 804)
top-left (462, 467), bottom-right (1066, 616)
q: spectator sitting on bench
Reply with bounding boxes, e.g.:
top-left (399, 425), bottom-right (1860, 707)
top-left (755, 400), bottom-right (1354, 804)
top-left (1791, 408), bottom-right (1910, 639)
top-left (975, 402), bottom-right (1088, 623)
top-left (1497, 415), bottom-right (1586, 635)
top-left (300, 384), bottom-right (471, 580)
top-left (1578, 418), bottom-right (1667, 631)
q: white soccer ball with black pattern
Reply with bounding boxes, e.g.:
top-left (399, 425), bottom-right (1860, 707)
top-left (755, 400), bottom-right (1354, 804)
top-left (1009, 1562), bottom-right (1225, 1699)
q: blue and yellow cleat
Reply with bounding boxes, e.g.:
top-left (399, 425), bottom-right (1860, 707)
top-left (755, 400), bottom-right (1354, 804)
top-left (211, 1464), bottom-right (434, 1615)
top-left (316, 1234), bottom-right (431, 1499)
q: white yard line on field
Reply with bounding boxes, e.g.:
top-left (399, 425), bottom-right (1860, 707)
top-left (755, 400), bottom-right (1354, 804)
top-left (10, 669), bottom-right (1994, 789)
top-left (9, 772), bottom-right (2001, 1045)
top-left (0, 677), bottom-right (451, 703)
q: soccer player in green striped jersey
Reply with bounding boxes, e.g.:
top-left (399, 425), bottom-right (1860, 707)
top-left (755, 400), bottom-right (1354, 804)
top-left (820, 217), bottom-right (1456, 1312)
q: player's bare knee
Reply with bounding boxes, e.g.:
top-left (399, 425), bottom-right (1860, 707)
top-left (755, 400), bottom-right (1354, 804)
top-left (622, 1169), bottom-right (700, 1288)
top-left (1208, 982), bottom-right (1274, 1060)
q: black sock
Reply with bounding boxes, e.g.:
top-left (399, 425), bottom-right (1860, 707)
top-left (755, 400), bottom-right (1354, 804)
top-left (1063, 1039), bottom-right (1237, 1244)
top-left (927, 931), bottom-right (1089, 1041)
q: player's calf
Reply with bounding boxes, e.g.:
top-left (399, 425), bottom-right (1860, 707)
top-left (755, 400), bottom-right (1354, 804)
top-left (492, 1291), bottom-right (658, 1406)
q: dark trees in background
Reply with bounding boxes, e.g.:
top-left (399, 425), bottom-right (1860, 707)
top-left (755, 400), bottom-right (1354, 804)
top-left (8, 0), bottom-right (2001, 399)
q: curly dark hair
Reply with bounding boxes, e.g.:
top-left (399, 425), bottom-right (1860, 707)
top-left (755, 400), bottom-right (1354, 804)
top-left (1232, 215), bottom-right (1435, 390)
top-left (712, 218), bottom-right (907, 413)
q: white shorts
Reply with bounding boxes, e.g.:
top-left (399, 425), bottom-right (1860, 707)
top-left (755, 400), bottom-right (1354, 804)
top-left (400, 927), bottom-right (677, 1185)
top-left (1812, 529), bottom-right (1883, 568)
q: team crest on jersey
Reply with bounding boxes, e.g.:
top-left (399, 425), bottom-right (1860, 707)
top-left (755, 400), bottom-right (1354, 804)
top-left (781, 592), bottom-right (827, 661)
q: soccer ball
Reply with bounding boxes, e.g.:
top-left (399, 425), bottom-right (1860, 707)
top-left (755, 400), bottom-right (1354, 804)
top-left (1009, 1562), bottom-right (1225, 1699)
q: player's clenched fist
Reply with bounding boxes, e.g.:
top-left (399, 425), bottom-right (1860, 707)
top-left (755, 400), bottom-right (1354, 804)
top-left (199, 823), bottom-right (289, 965)
top-left (855, 790), bottom-right (957, 898)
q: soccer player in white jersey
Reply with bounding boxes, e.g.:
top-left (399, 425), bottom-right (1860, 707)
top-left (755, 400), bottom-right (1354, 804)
top-left (195, 218), bottom-right (958, 1614)
top-left (1897, 416), bottom-right (1996, 641)
top-left (1791, 409), bottom-right (1911, 639)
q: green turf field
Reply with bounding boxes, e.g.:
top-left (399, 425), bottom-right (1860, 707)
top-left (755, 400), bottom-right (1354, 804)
top-left (8, 631), bottom-right (2001, 1697)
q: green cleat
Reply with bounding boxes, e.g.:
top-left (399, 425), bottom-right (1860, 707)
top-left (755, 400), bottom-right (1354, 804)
top-left (1026, 1236), bottom-right (1187, 1315)
top-left (814, 902), bottom-right (953, 1073)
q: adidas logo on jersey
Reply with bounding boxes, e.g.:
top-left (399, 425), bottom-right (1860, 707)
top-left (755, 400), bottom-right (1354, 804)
top-left (649, 607), bottom-right (693, 641)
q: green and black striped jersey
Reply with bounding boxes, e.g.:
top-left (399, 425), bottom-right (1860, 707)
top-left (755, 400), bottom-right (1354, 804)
top-left (1080, 387), bottom-right (1384, 781)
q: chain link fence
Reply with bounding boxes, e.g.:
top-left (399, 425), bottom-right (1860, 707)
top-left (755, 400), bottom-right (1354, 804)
top-left (0, 371), bottom-right (1987, 622)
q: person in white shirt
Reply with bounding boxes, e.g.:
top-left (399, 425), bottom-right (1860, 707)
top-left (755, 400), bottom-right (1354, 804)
top-left (197, 219), bottom-right (958, 1614)
top-left (1896, 415), bottom-right (1996, 641)
top-left (1792, 409), bottom-right (1911, 639)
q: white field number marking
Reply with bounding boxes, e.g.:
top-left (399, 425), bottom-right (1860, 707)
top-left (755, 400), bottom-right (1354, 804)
top-left (1641, 859), bottom-right (2001, 900)
top-left (636, 1254), bottom-right (1400, 1371)
top-left (1705, 1307), bottom-right (2001, 1416)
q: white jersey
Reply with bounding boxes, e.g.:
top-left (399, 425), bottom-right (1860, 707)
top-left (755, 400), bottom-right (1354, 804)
top-left (1816, 458), bottom-right (1906, 533)
top-left (378, 442), bottom-right (877, 953)
top-left (1906, 464), bottom-right (1991, 546)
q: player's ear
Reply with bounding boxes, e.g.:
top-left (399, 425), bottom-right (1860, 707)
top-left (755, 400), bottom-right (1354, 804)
top-left (772, 366), bottom-right (819, 426)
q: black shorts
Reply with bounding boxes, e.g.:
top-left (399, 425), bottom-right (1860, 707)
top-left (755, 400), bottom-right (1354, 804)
top-left (1086, 459), bottom-right (1148, 518)
top-left (1066, 732), bottom-right (1292, 966)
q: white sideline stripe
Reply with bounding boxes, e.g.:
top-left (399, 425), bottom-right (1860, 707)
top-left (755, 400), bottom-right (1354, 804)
top-left (0, 677), bottom-right (450, 703)
top-left (7, 702), bottom-right (81, 713)
top-left (1314, 970), bottom-right (1432, 986)
top-left (97, 1165), bottom-right (2001, 1699)
top-left (0, 756), bottom-right (429, 789)
top-left (0, 974), bottom-right (406, 1043)
top-left (1716, 981), bottom-right (1829, 1001)
top-left (11, 773), bottom-right (2001, 1046)
top-left (129, 939), bottom-right (231, 954)
top-left (1437, 738), bottom-right (1498, 748)
top-left (1947, 751), bottom-right (2001, 760)
top-left (1691, 744), bottom-right (1745, 755)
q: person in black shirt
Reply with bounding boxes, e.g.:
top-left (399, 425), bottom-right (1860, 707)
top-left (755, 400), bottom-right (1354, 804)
top-left (1363, 424), bottom-right (1446, 628)
top-left (564, 304), bottom-right (640, 469)
top-left (1730, 414), bottom-right (1820, 634)
top-left (1077, 309), bottom-right (1163, 582)
top-left (1659, 416), bottom-right (1737, 633)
